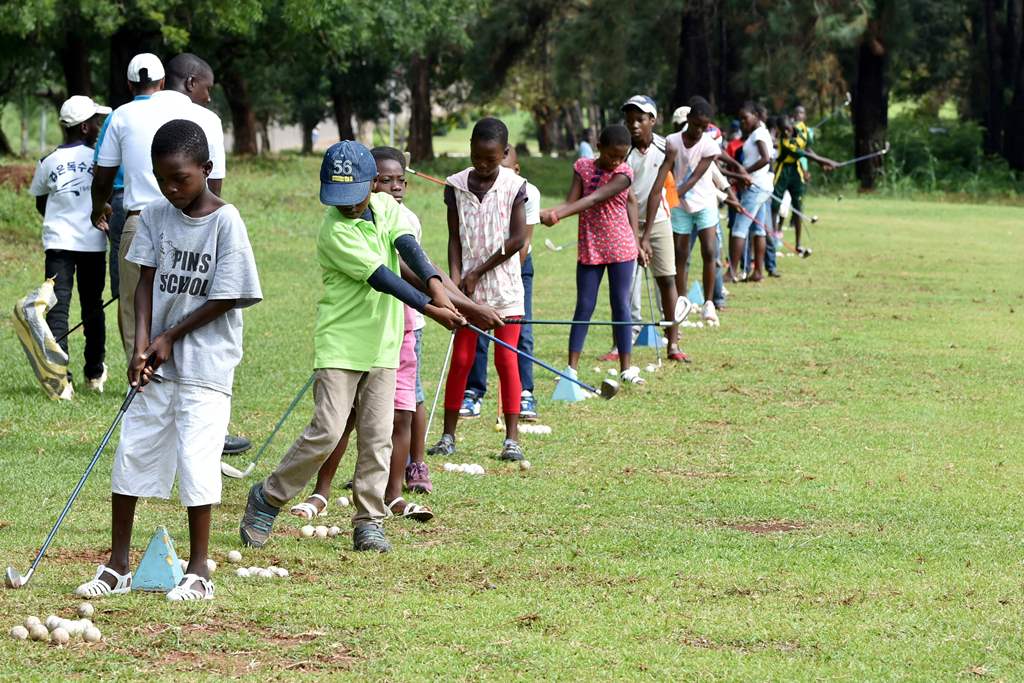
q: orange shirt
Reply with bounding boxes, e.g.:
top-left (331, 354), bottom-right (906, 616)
top-left (664, 172), bottom-right (680, 209)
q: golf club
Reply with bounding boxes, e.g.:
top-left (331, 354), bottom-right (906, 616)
top-left (735, 203), bottom-right (803, 253)
top-left (544, 238), bottom-right (576, 252)
top-left (832, 141), bottom-right (891, 169)
top-left (642, 266), bottom-right (663, 368)
top-left (811, 91), bottom-right (851, 130)
top-left (407, 167), bottom-right (448, 187)
top-left (54, 296), bottom-right (117, 345)
top-left (768, 193), bottom-right (818, 224)
top-left (221, 372), bottom-right (315, 479)
top-left (466, 323), bottom-right (619, 399)
top-left (507, 296), bottom-right (690, 328)
top-left (6, 375), bottom-right (146, 589)
top-left (425, 330), bottom-right (455, 445)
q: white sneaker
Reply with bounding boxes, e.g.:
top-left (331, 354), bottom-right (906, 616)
top-left (619, 366), bottom-right (645, 385)
top-left (86, 363), bottom-right (108, 393)
top-left (701, 301), bottom-right (720, 327)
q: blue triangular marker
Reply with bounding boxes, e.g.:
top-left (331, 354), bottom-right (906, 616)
top-left (551, 370), bottom-right (590, 402)
top-left (133, 526), bottom-right (184, 592)
top-left (634, 325), bottom-right (661, 347)
top-left (687, 282), bottom-right (704, 306)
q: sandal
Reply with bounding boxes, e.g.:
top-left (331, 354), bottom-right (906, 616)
top-left (667, 346), bottom-right (691, 363)
top-left (289, 493), bottom-right (329, 519)
top-left (167, 573), bottom-right (214, 601)
top-left (620, 366), bottom-right (646, 385)
top-left (75, 564), bottom-right (132, 598)
top-left (387, 497), bottom-right (434, 522)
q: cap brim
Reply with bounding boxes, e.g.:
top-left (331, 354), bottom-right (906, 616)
top-left (95, 106), bottom-right (112, 115)
top-left (320, 180), bottom-right (371, 207)
top-left (621, 102), bottom-right (657, 116)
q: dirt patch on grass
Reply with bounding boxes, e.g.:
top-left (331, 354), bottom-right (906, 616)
top-left (0, 165), bottom-right (34, 191)
top-left (680, 632), bottom-right (803, 653)
top-left (723, 520), bottom-right (809, 534)
top-left (652, 467), bottom-right (737, 480)
top-left (50, 546), bottom-right (128, 565)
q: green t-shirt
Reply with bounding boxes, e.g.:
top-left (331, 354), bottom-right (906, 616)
top-left (314, 192), bottom-right (414, 371)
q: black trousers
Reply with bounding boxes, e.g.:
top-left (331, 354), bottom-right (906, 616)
top-left (44, 249), bottom-right (106, 381)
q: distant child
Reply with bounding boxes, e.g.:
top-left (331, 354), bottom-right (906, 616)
top-left (540, 124), bottom-right (645, 385)
top-left (75, 119), bottom-right (262, 601)
top-left (774, 115), bottom-right (835, 256)
top-left (29, 96), bottom-right (112, 397)
top-left (463, 146), bottom-right (542, 422)
top-left (428, 117), bottom-right (527, 462)
top-left (240, 140), bottom-right (463, 553)
top-left (728, 102), bottom-right (774, 283)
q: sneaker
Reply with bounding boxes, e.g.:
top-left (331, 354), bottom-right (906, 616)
top-left (353, 523), bottom-right (391, 553)
top-left (499, 438), bottom-right (524, 461)
top-left (405, 462), bottom-right (433, 494)
top-left (519, 391), bottom-right (538, 421)
top-left (223, 434), bottom-right (252, 455)
top-left (459, 391), bottom-right (481, 418)
top-left (620, 366), bottom-right (646, 385)
top-left (85, 363), bottom-right (108, 393)
top-left (427, 433), bottom-right (456, 457)
top-left (701, 301), bottom-right (720, 327)
top-left (239, 483), bottom-right (280, 548)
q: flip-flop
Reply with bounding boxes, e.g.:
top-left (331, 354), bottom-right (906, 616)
top-left (387, 497), bottom-right (434, 522)
top-left (289, 493), bottom-right (328, 519)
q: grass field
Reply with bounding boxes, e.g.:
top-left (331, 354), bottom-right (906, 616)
top-left (0, 154), bottom-right (1023, 680)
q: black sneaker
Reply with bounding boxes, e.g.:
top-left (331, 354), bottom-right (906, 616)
top-left (353, 523), bottom-right (391, 553)
top-left (240, 483), bottom-right (280, 548)
top-left (427, 434), bottom-right (456, 457)
top-left (223, 434), bottom-right (252, 456)
top-left (499, 439), bottom-right (524, 461)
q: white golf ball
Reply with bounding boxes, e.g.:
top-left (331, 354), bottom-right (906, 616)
top-left (235, 567), bottom-right (251, 578)
top-left (206, 558), bottom-right (217, 573)
top-left (248, 566), bottom-right (261, 574)
top-left (227, 550), bottom-right (243, 564)
top-left (300, 525), bottom-right (315, 537)
top-left (24, 616), bottom-right (41, 629)
top-left (258, 569), bottom-right (274, 579)
top-left (607, 368), bottom-right (618, 376)
top-left (10, 625), bottom-right (28, 640)
top-left (459, 463), bottom-right (471, 472)
top-left (50, 627), bottom-right (69, 646)
top-left (471, 464), bottom-right (485, 475)
top-left (76, 602), bottom-right (94, 618)
top-left (79, 619), bottom-right (93, 630)
top-left (443, 462), bottom-right (456, 472)
top-left (519, 460), bottom-right (531, 471)
top-left (83, 627), bottom-right (101, 643)
top-left (327, 526), bottom-right (341, 538)
top-left (29, 624), bottom-right (48, 641)
top-left (696, 321), bottom-right (704, 328)
top-left (645, 364), bottom-right (657, 373)
top-left (45, 615), bottom-right (60, 631)
top-left (277, 568), bottom-right (289, 578)
top-left (314, 525), bottom-right (328, 538)
top-left (592, 366), bottom-right (601, 374)
top-left (337, 496), bottom-right (350, 507)
top-left (178, 558), bottom-right (188, 572)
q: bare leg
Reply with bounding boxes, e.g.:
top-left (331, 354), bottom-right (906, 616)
top-left (386, 410), bottom-right (413, 509)
top-left (673, 232), bottom-right (691, 298)
top-left (568, 350), bottom-right (582, 371)
top-left (441, 409), bottom-right (459, 439)
top-left (99, 493), bottom-right (137, 589)
top-left (184, 504), bottom-right (211, 580)
top-left (655, 275), bottom-right (678, 351)
top-left (750, 235), bottom-right (767, 281)
top-left (699, 228), bottom-right (717, 301)
top-left (410, 403), bottom-right (426, 464)
top-left (793, 213), bottom-right (803, 251)
top-left (504, 412), bottom-right (519, 442)
top-left (728, 235), bottom-right (745, 281)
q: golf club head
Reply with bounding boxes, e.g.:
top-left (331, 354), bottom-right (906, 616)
top-left (5, 566), bottom-right (25, 588)
top-left (220, 461), bottom-right (255, 479)
top-left (844, 91), bottom-right (852, 106)
top-left (810, 215), bottom-right (819, 223)
top-left (599, 379), bottom-right (619, 400)
top-left (673, 296), bottom-right (694, 324)
top-left (544, 238), bottom-right (562, 252)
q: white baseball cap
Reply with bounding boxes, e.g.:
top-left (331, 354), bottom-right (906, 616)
top-left (127, 53), bottom-right (165, 84)
top-left (672, 106), bottom-right (691, 126)
top-left (59, 96), bottom-right (112, 127)
top-left (621, 95), bottom-right (657, 118)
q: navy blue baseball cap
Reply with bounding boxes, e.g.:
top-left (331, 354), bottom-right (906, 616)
top-left (319, 140), bottom-right (377, 206)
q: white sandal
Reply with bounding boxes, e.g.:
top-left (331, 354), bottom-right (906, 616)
top-left (387, 497), bottom-right (434, 522)
top-left (75, 564), bottom-right (132, 598)
top-left (289, 493), bottom-right (329, 519)
top-left (619, 367), bottom-right (646, 385)
top-left (166, 573), bottom-right (214, 601)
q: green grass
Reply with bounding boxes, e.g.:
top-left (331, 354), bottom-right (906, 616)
top-left (1, 154), bottom-right (1023, 680)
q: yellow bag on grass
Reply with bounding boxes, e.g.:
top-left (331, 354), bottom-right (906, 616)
top-left (12, 278), bottom-right (72, 400)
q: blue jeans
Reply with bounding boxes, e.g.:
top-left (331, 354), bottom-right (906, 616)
top-left (467, 254), bottom-right (534, 398)
top-left (107, 188), bottom-right (126, 296)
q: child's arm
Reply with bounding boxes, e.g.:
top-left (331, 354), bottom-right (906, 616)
top-left (447, 202), bottom-right (463, 285)
top-left (394, 234), bottom-right (457, 316)
top-left (745, 140), bottom-right (771, 174)
top-left (35, 196), bottom-right (47, 217)
top-left (643, 149), bottom-right (675, 230)
top-left (90, 166), bottom-right (118, 232)
top-left (627, 188), bottom-right (648, 267)
top-left (399, 260), bottom-right (504, 330)
top-left (716, 154), bottom-right (752, 185)
top-left (129, 266), bottom-right (155, 387)
top-left (540, 173), bottom-right (584, 226)
top-left (542, 174), bottom-right (630, 225)
top-left (460, 198), bottom-right (527, 298)
top-left (675, 156), bottom-right (715, 197)
top-left (803, 148), bottom-right (837, 171)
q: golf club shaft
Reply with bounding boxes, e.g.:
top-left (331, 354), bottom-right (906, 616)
top-left (737, 204), bottom-right (800, 252)
top-left (407, 168), bottom-right (448, 187)
top-left (811, 93), bottom-right (851, 130)
top-left (252, 372), bottom-right (316, 466)
top-left (508, 318), bottom-right (673, 327)
top-left (23, 382), bottom-right (141, 583)
top-left (833, 147), bottom-right (889, 168)
top-left (466, 324), bottom-right (601, 395)
top-left (54, 296), bottom-right (117, 345)
top-left (642, 266), bottom-right (663, 367)
top-left (425, 331), bottom-right (455, 444)
top-left (767, 193), bottom-right (815, 225)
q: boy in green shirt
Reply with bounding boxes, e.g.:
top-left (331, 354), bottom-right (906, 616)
top-left (240, 140), bottom-right (463, 552)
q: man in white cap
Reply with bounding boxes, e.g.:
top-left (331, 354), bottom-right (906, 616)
top-left (29, 95), bottom-right (112, 396)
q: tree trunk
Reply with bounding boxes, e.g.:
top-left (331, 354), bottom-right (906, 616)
top-left (58, 32), bottom-right (92, 96)
top-left (1004, 35), bottom-right (1024, 169)
top-left (852, 24), bottom-right (889, 191)
top-left (108, 27), bottom-right (161, 107)
top-left (301, 119), bottom-right (315, 155)
top-left (673, 0), bottom-right (714, 110)
top-left (329, 77), bottom-right (356, 141)
top-left (407, 54), bottom-right (434, 163)
top-left (981, 0), bottom-right (1004, 155)
top-left (257, 113), bottom-right (271, 154)
top-left (219, 66), bottom-right (259, 155)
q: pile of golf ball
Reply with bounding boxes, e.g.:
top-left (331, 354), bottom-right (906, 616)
top-left (442, 463), bottom-right (485, 475)
top-left (234, 565), bottom-right (289, 579)
top-left (300, 524), bottom-right (342, 539)
top-left (9, 606), bottom-right (102, 645)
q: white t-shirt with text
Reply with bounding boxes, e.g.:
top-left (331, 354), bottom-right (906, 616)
top-left (30, 142), bottom-right (107, 252)
top-left (97, 90), bottom-right (226, 211)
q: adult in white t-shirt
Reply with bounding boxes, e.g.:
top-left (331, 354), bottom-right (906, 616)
top-left (727, 101), bottom-right (774, 283)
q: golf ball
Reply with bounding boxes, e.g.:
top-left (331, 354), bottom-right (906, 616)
top-left (337, 496), bottom-right (350, 507)
top-left (227, 550), bottom-right (243, 564)
top-left (258, 569), bottom-right (274, 579)
top-left (607, 368), bottom-right (618, 376)
top-left (443, 463), bottom-right (457, 472)
top-left (519, 460), bottom-right (531, 471)
top-left (10, 625), bottom-right (28, 641)
top-left (314, 525), bottom-right (328, 538)
top-left (235, 567), bottom-right (251, 578)
top-left (50, 627), bottom-right (69, 646)
top-left (29, 624), bottom-right (48, 641)
top-left (300, 525), bottom-right (315, 537)
top-left (276, 568), bottom-right (290, 578)
top-left (76, 603), bottom-right (94, 618)
top-left (696, 321), bottom-right (704, 328)
top-left (470, 464), bottom-right (485, 475)
top-left (178, 558), bottom-right (188, 572)
top-left (206, 559), bottom-right (217, 573)
top-left (83, 627), bottom-right (101, 643)
top-left (45, 615), bottom-right (59, 631)
top-left (327, 526), bottom-right (341, 537)
top-left (593, 366), bottom-right (601, 374)
top-left (24, 616), bottom-right (41, 629)
top-left (645, 364), bottom-right (657, 373)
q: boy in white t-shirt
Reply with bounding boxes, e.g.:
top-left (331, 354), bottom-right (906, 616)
top-left (75, 119), bottom-right (262, 601)
top-left (29, 96), bottom-right (113, 395)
